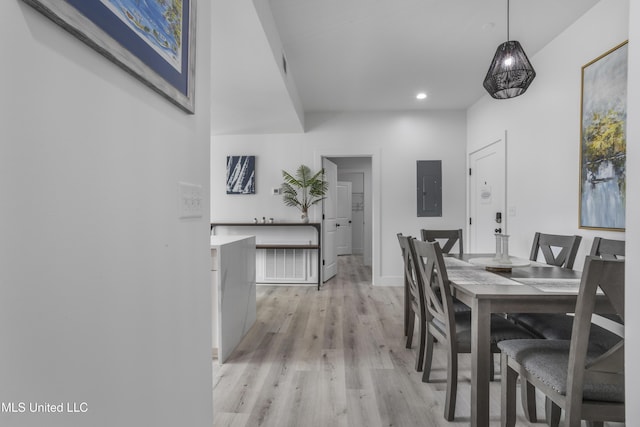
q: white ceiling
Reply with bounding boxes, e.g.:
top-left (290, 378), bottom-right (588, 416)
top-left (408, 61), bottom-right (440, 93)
top-left (211, 0), bottom-right (600, 134)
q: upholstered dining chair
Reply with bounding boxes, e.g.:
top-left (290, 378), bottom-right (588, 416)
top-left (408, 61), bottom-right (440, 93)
top-left (420, 228), bottom-right (464, 256)
top-left (510, 237), bottom-right (625, 424)
top-left (529, 232), bottom-right (582, 269)
top-left (408, 238), bottom-right (536, 421)
top-left (512, 237), bottom-right (623, 345)
top-left (397, 233), bottom-right (427, 372)
top-left (498, 256), bottom-right (625, 427)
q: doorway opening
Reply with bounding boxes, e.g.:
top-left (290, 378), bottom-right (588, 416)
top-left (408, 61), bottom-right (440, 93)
top-left (468, 134), bottom-right (507, 253)
top-left (323, 156), bottom-right (373, 283)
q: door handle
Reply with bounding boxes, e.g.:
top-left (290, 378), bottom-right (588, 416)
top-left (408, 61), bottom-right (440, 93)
top-left (495, 228), bottom-right (502, 233)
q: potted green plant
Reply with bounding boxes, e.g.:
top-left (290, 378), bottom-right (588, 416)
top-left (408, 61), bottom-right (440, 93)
top-left (281, 165), bottom-right (328, 222)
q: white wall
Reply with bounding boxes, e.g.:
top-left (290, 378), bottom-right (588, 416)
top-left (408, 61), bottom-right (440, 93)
top-left (467, 0), bottom-right (629, 270)
top-left (1, 3), bottom-right (213, 427)
top-left (211, 111), bottom-right (467, 285)
top-left (625, 1), bottom-right (639, 423)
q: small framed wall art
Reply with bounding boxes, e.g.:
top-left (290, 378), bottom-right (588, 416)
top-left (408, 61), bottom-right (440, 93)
top-left (226, 156), bottom-right (256, 195)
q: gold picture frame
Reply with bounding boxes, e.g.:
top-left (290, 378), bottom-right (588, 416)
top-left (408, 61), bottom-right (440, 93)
top-left (579, 41), bottom-right (627, 231)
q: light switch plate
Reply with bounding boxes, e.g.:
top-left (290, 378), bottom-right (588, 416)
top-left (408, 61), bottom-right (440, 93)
top-left (179, 182), bottom-right (204, 219)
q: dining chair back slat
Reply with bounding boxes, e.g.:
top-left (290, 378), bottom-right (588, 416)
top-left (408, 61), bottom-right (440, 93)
top-left (590, 237), bottom-right (625, 260)
top-left (397, 234), bottom-right (421, 314)
top-left (529, 232), bottom-right (582, 269)
top-left (420, 229), bottom-right (463, 256)
top-left (410, 239), bottom-right (456, 343)
top-left (397, 233), bottom-right (428, 372)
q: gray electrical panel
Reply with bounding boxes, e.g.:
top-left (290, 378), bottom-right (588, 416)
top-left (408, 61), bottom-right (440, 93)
top-left (416, 160), bottom-right (442, 217)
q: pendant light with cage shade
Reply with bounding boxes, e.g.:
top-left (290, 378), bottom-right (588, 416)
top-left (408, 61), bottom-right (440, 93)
top-left (483, 0), bottom-right (536, 99)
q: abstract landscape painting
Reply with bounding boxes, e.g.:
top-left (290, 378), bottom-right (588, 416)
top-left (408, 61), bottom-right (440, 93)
top-left (580, 42), bottom-right (627, 231)
top-left (226, 156), bottom-right (256, 195)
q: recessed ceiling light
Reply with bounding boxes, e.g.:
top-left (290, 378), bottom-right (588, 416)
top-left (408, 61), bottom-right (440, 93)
top-left (416, 92), bottom-right (427, 100)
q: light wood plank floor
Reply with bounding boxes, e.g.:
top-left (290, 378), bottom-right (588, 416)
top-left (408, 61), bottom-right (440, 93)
top-left (213, 255), bottom-right (622, 427)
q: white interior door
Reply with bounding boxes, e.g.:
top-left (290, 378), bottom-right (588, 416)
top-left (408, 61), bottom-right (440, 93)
top-left (338, 172), bottom-right (365, 255)
top-left (322, 158), bottom-right (338, 282)
top-left (469, 136), bottom-right (506, 253)
top-left (336, 181), bottom-right (352, 255)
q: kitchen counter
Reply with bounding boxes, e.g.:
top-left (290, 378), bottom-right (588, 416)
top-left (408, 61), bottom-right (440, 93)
top-left (211, 235), bottom-right (256, 363)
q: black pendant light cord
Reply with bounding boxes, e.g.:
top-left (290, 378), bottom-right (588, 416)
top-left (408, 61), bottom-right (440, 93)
top-left (506, 0), bottom-right (510, 41)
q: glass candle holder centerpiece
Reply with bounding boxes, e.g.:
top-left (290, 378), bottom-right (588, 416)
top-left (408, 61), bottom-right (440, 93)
top-left (500, 234), bottom-right (511, 264)
top-left (494, 234), bottom-right (503, 261)
top-left (493, 233), bottom-right (511, 264)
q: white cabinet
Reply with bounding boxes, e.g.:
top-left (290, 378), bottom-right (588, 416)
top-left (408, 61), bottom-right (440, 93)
top-left (211, 222), bottom-right (322, 288)
top-left (210, 235), bottom-right (256, 363)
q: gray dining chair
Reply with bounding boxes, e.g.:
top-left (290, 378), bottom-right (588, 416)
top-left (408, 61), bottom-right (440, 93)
top-left (510, 237), bottom-right (625, 425)
top-left (398, 233), bottom-right (411, 338)
top-left (420, 228), bottom-right (464, 256)
top-left (397, 233), bottom-right (428, 372)
top-left (408, 238), bottom-right (536, 421)
top-left (529, 232), bottom-right (582, 269)
top-left (420, 228), bottom-right (470, 314)
top-left (498, 256), bottom-right (625, 427)
top-left (511, 236), bottom-right (623, 348)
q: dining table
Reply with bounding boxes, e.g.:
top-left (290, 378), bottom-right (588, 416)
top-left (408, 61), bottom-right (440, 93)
top-left (443, 253), bottom-right (616, 427)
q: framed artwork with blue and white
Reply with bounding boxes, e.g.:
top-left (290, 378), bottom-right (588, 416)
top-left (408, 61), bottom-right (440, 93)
top-left (579, 41), bottom-right (627, 231)
top-left (226, 156), bottom-right (256, 195)
top-left (22, 0), bottom-right (197, 113)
